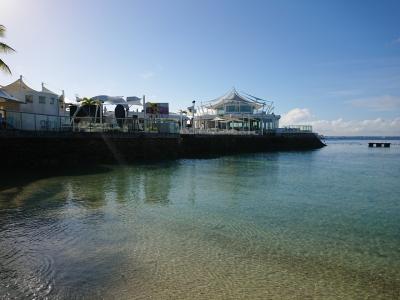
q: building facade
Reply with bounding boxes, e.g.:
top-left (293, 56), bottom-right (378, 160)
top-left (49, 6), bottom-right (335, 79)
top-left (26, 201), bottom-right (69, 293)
top-left (0, 76), bottom-right (67, 130)
top-left (193, 89), bottom-right (280, 134)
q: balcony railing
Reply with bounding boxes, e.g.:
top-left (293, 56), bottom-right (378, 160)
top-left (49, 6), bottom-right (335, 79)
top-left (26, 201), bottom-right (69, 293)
top-left (280, 125), bottom-right (313, 132)
top-left (180, 128), bottom-right (259, 135)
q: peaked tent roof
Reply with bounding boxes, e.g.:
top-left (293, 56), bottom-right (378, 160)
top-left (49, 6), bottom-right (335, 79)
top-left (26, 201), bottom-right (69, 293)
top-left (42, 86), bottom-right (58, 95)
top-left (206, 88), bottom-right (264, 110)
top-left (1, 77), bottom-right (37, 93)
top-left (2, 78), bottom-right (60, 96)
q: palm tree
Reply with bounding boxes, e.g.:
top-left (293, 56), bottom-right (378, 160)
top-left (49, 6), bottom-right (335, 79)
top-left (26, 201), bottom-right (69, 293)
top-left (0, 25), bottom-right (15, 74)
top-left (81, 97), bottom-right (101, 119)
top-left (81, 97), bottom-right (97, 106)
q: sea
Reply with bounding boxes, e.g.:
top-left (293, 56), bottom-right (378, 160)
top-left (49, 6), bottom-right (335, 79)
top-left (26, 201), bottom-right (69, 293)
top-left (0, 138), bottom-right (399, 299)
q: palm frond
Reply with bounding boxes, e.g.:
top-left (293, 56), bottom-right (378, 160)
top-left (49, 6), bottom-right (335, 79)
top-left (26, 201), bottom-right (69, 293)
top-left (81, 97), bottom-right (97, 106)
top-left (0, 42), bottom-right (15, 53)
top-left (0, 58), bottom-right (12, 74)
top-left (0, 25), bottom-right (5, 38)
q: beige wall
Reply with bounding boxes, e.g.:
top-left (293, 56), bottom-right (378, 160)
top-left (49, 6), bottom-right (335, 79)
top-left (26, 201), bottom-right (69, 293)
top-left (0, 101), bottom-right (20, 112)
top-left (3, 84), bottom-right (60, 116)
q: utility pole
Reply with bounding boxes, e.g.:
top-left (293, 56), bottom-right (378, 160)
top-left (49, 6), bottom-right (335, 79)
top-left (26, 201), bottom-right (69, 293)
top-left (192, 100), bottom-right (196, 134)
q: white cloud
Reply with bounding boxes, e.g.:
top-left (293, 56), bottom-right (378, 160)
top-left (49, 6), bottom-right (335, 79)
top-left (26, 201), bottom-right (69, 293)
top-left (280, 108), bottom-right (311, 125)
top-left (349, 95), bottom-right (400, 111)
top-left (309, 117), bottom-right (400, 136)
top-left (281, 108), bottom-right (400, 136)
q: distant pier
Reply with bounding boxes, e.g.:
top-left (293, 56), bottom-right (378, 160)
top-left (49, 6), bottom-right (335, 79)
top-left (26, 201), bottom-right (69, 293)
top-left (368, 142), bottom-right (391, 148)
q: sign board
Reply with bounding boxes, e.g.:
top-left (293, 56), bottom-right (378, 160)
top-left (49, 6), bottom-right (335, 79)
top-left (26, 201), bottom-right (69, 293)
top-left (145, 102), bottom-right (169, 116)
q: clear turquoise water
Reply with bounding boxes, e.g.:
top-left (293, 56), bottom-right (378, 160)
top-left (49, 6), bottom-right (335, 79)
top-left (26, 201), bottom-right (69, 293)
top-left (0, 140), bottom-right (399, 299)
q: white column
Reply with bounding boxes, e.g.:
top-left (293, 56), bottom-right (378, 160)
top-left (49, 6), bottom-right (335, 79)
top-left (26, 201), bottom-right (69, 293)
top-left (192, 100), bottom-right (195, 134)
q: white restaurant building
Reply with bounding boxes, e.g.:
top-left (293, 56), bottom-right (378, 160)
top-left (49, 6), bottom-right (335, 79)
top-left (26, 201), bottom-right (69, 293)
top-left (0, 76), bottom-right (68, 130)
top-left (193, 88), bottom-right (281, 134)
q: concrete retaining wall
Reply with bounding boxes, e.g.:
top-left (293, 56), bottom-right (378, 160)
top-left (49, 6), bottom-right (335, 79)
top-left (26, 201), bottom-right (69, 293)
top-left (0, 131), bottom-right (325, 169)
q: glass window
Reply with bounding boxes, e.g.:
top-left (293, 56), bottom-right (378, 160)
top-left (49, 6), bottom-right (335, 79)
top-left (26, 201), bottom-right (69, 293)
top-left (25, 95), bottom-right (33, 103)
top-left (240, 105), bottom-right (252, 113)
top-left (50, 97), bottom-right (55, 104)
top-left (39, 96), bottom-right (46, 104)
top-left (225, 105), bottom-right (238, 113)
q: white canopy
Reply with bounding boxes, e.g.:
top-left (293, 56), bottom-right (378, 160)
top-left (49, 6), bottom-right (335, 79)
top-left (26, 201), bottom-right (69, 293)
top-left (91, 95), bottom-right (142, 107)
top-left (206, 88), bottom-right (264, 110)
top-left (126, 96), bottom-right (142, 106)
top-left (91, 95), bottom-right (125, 104)
top-left (205, 88), bottom-right (263, 109)
top-left (0, 89), bottom-right (23, 103)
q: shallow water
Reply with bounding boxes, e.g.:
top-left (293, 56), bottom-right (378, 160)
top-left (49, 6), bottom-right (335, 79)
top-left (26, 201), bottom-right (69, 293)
top-left (0, 140), bottom-right (399, 299)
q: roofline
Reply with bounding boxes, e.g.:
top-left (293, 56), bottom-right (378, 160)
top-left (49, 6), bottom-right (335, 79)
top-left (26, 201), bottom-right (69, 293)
top-left (2, 76), bottom-right (60, 96)
top-left (201, 88), bottom-right (270, 110)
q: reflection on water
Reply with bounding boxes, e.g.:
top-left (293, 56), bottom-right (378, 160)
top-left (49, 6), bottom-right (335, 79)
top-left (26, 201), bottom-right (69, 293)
top-left (0, 143), bottom-right (400, 299)
top-left (142, 163), bottom-right (175, 205)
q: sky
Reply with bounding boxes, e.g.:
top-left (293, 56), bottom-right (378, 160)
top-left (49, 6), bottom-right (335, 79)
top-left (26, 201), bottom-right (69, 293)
top-left (0, 0), bottom-right (399, 135)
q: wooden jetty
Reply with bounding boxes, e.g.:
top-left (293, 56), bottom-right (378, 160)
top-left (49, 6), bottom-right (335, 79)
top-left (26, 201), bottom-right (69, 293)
top-left (368, 142), bottom-right (391, 148)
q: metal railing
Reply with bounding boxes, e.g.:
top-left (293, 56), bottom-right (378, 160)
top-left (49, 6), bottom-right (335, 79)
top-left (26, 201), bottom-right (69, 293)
top-left (180, 128), bottom-right (259, 135)
top-left (0, 109), bottom-right (71, 131)
top-left (0, 109), bottom-right (180, 134)
top-left (280, 125), bottom-right (313, 132)
top-left (183, 125), bottom-right (313, 135)
top-left (71, 117), bottom-right (180, 134)
top-left (0, 109), bottom-right (314, 135)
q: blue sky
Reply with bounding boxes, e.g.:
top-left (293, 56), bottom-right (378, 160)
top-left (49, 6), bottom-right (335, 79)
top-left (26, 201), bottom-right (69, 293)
top-left (1, 0), bottom-right (399, 135)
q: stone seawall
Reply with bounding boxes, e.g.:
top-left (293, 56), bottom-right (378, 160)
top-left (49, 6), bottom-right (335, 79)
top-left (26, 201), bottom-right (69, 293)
top-left (0, 131), bottom-right (325, 168)
top-left (181, 133), bottom-right (325, 157)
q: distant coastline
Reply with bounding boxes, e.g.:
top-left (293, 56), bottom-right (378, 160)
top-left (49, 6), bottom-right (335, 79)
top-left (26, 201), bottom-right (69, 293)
top-left (325, 136), bottom-right (400, 140)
